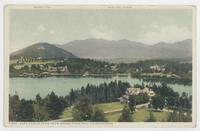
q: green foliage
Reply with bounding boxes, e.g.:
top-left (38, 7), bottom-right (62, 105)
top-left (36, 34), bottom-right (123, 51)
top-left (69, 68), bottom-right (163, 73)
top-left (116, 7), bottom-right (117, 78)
top-left (16, 99), bottom-right (34, 121)
top-left (179, 92), bottom-right (192, 109)
top-left (9, 94), bottom-right (20, 121)
top-left (44, 92), bottom-right (64, 119)
top-left (72, 109), bottom-right (83, 121)
top-left (167, 109), bottom-right (192, 122)
top-left (10, 57), bottom-right (192, 86)
top-left (151, 95), bottom-right (165, 110)
top-left (128, 95), bottom-right (136, 113)
top-left (151, 83), bottom-right (192, 110)
top-left (9, 92), bottom-right (66, 122)
top-left (33, 103), bottom-right (49, 121)
top-left (69, 80), bottom-right (130, 104)
top-left (118, 104), bottom-right (133, 122)
top-left (128, 93), bottom-right (149, 113)
top-left (72, 96), bottom-right (93, 121)
top-left (91, 107), bottom-right (107, 122)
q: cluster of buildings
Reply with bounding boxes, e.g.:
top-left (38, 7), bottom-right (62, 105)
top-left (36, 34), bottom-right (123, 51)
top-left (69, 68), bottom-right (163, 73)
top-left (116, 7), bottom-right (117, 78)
top-left (150, 64), bottom-right (165, 72)
top-left (14, 63), bottom-right (69, 77)
top-left (118, 86), bottom-right (155, 103)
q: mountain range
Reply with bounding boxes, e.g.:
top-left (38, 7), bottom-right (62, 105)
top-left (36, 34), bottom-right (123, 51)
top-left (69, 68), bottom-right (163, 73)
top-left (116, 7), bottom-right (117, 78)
top-left (58, 38), bottom-right (192, 61)
top-left (11, 38), bottom-right (192, 62)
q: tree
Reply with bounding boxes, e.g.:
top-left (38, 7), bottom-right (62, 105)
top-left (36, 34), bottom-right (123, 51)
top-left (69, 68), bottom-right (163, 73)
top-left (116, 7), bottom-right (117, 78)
top-left (69, 89), bottom-right (76, 105)
top-left (179, 92), bottom-right (191, 109)
top-left (45, 92), bottom-right (63, 119)
top-left (167, 109), bottom-right (192, 122)
top-left (72, 109), bottom-right (83, 121)
top-left (118, 104), bottom-right (133, 122)
top-left (33, 103), bottom-right (49, 121)
top-left (17, 99), bottom-right (34, 121)
top-left (36, 94), bottom-right (42, 104)
top-left (9, 94), bottom-right (20, 121)
top-left (72, 96), bottom-right (93, 121)
top-left (91, 107), bottom-right (107, 122)
top-left (145, 111), bottom-right (156, 122)
top-left (128, 95), bottom-right (136, 113)
top-left (151, 95), bottom-right (165, 110)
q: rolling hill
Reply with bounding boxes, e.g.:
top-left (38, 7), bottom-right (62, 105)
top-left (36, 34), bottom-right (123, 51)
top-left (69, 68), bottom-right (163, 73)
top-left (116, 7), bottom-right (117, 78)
top-left (11, 42), bottom-right (77, 60)
top-left (58, 38), bottom-right (192, 62)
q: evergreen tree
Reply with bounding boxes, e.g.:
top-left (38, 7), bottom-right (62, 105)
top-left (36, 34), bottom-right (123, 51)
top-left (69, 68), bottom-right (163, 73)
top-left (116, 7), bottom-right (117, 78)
top-left (91, 107), bottom-right (107, 122)
top-left (17, 99), bottom-right (34, 121)
top-left (72, 96), bottom-right (93, 121)
top-left (151, 95), bottom-right (165, 110)
top-left (33, 103), bottom-right (49, 121)
top-left (118, 104), bottom-right (133, 122)
top-left (9, 94), bottom-right (20, 121)
top-left (45, 92), bottom-right (63, 119)
top-left (128, 95), bottom-right (136, 113)
top-left (167, 109), bottom-right (192, 122)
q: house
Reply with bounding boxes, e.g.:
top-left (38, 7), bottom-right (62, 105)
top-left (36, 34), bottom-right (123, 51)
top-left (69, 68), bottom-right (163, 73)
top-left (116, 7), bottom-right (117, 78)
top-left (58, 66), bottom-right (68, 72)
top-left (119, 87), bottom-right (155, 103)
top-left (83, 71), bottom-right (89, 77)
top-left (148, 90), bottom-right (155, 97)
top-left (150, 64), bottom-right (165, 72)
top-left (47, 66), bottom-right (57, 73)
top-left (126, 88), bottom-right (141, 96)
top-left (14, 65), bottom-right (24, 70)
top-left (111, 65), bottom-right (118, 71)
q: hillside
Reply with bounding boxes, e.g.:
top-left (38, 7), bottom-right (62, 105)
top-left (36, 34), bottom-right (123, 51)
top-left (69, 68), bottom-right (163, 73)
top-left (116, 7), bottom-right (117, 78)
top-left (11, 42), bottom-right (77, 60)
top-left (59, 38), bottom-right (192, 62)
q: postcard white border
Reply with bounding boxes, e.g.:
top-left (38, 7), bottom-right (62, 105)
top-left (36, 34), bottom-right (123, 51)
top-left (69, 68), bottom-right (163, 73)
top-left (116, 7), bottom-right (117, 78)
top-left (3, 5), bottom-right (197, 128)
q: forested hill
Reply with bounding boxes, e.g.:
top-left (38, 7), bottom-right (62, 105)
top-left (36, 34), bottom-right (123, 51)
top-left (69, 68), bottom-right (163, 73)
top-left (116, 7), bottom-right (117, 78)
top-left (10, 42), bottom-right (77, 60)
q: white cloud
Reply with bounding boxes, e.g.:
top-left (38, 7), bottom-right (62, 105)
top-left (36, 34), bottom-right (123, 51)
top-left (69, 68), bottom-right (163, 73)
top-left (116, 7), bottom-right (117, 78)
top-left (89, 25), bottom-right (118, 40)
top-left (37, 25), bottom-right (46, 32)
top-left (137, 24), bottom-right (192, 44)
top-left (49, 30), bottom-right (55, 35)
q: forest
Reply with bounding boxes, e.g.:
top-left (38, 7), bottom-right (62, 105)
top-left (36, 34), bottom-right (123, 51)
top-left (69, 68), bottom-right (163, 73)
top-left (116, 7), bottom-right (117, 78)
top-left (9, 81), bottom-right (192, 122)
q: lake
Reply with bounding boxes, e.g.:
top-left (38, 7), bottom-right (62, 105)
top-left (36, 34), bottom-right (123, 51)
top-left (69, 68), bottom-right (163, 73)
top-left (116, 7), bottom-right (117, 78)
top-left (9, 76), bottom-right (192, 100)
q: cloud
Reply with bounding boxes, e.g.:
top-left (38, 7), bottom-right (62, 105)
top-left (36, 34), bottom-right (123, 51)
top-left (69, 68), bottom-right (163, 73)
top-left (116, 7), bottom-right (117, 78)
top-left (49, 30), bottom-right (55, 35)
top-left (136, 24), bottom-right (192, 44)
top-left (89, 25), bottom-right (118, 40)
top-left (37, 25), bottom-right (46, 32)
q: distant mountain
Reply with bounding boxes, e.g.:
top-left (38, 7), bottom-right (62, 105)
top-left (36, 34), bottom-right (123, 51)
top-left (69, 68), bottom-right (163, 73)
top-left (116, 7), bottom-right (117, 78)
top-left (58, 38), bottom-right (192, 62)
top-left (11, 42), bottom-right (77, 59)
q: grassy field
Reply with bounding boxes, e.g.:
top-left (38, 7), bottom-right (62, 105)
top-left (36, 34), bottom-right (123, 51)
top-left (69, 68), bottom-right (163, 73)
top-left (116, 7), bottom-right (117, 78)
top-left (95, 102), bottom-right (123, 112)
top-left (106, 108), bottom-right (169, 122)
top-left (60, 102), bottom-right (123, 118)
top-left (60, 102), bottom-right (170, 122)
top-left (60, 108), bottom-right (73, 118)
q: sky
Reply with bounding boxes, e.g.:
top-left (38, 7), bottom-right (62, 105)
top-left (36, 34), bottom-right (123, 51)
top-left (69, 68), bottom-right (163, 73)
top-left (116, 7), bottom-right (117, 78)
top-left (10, 8), bottom-right (193, 52)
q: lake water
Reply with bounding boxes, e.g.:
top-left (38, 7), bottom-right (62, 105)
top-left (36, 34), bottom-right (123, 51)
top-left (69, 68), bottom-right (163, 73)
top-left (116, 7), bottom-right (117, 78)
top-left (9, 77), bottom-right (192, 100)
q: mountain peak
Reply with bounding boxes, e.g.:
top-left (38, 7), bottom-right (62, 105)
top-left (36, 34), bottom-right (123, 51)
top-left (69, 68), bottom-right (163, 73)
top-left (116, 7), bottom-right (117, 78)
top-left (11, 42), bottom-right (77, 60)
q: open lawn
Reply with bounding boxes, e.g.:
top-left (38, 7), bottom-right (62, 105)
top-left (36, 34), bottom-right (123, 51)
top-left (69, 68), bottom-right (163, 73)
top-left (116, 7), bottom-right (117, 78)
top-left (60, 102), bottom-right (170, 122)
top-left (95, 102), bottom-right (123, 112)
top-left (60, 108), bottom-right (72, 118)
top-left (106, 108), bottom-right (170, 122)
top-left (60, 102), bottom-right (123, 118)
